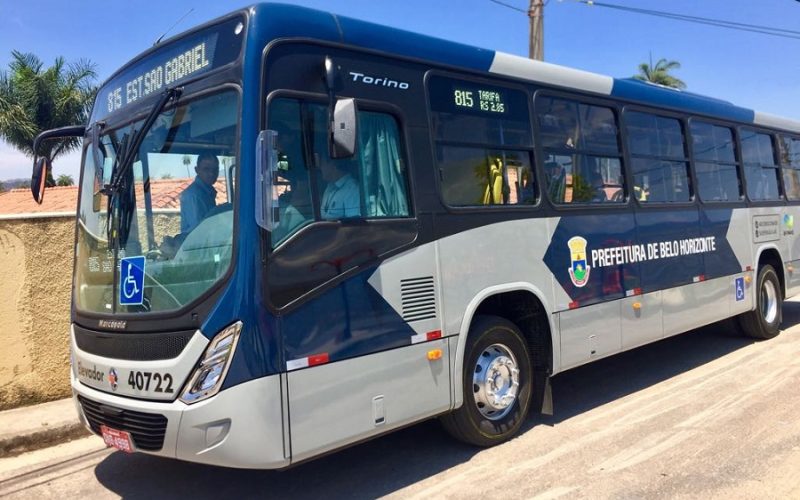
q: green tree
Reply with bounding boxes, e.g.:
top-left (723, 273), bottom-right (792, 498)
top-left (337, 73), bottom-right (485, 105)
top-left (633, 57), bottom-right (686, 90)
top-left (182, 154), bottom-right (192, 177)
top-left (0, 51), bottom-right (97, 187)
top-left (55, 174), bottom-right (74, 186)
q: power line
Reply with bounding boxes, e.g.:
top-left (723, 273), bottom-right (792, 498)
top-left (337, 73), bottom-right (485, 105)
top-left (489, 0), bottom-right (800, 40)
top-left (573, 1), bottom-right (800, 41)
top-left (577, 1), bottom-right (800, 36)
top-left (489, 0), bottom-right (527, 14)
top-left (490, 0), bottom-right (550, 14)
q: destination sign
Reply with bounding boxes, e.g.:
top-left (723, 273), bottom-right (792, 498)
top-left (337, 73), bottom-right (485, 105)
top-left (91, 16), bottom-right (244, 122)
top-left (105, 42), bottom-right (214, 115)
top-left (453, 88), bottom-right (506, 114)
top-left (427, 75), bottom-right (532, 147)
top-left (428, 75), bottom-right (528, 123)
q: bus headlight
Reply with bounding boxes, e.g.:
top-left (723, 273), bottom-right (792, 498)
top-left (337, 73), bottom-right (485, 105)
top-left (180, 321), bottom-right (242, 404)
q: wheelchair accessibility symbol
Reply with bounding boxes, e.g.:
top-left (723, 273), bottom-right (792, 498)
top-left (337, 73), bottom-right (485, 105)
top-left (119, 256), bottom-right (145, 305)
top-left (735, 277), bottom-right (745, 302)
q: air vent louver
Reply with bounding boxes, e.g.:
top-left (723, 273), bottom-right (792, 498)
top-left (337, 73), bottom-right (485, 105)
top-left (401, 276), bottom-right (437, 322)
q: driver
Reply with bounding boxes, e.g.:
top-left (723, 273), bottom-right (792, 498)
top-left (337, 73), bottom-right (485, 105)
top-left (180, 153), bottom-right (219, 233)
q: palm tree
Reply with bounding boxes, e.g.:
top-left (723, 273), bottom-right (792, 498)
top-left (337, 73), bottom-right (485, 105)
top-left (0, 51), bottom-right (97, 186)
top-left (633, 56), bottom-right (686, 90)
top-left (55, 174), bottom-right (74, 186)
top-left (182, 154), bottom-right (192, 177)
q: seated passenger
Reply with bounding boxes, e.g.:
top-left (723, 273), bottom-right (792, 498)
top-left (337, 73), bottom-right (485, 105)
top-left (320, 157), bottom-right (360, 219)
top-left (180, 153), bottom-right (219, 233)
top-left (590, 175), bottom-right (608, 202)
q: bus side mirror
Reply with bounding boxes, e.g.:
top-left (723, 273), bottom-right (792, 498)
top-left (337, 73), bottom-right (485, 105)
top-left (330, 98), bottom-right (357, 159)
top-left (31, 124), bottom-right (87, 204)
top-left (31, 157), bottom-right (49, 204)
top-left (323, 56), bottom-right (357, 159)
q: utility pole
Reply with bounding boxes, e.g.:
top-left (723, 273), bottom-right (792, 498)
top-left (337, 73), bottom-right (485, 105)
top-left (529, 0), bottom-right (544, 60)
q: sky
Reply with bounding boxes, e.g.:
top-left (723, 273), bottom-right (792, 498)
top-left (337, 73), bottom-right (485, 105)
top-left (1, 0), bottom-right (799, 182)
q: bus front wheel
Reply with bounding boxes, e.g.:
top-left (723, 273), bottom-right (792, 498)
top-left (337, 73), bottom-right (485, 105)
top-left (441, 315), bottom-right (532, 447)
top-left (738, 264), bottom-right (782, 340)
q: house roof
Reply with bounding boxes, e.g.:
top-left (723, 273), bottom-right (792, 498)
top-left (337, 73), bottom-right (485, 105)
top-left (0, 178), bottom-right (228, 217)
top-left (0, 185), bottom-right (79, 216)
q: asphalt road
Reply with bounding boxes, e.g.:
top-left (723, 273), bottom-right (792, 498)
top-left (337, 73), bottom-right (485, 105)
top-left (2, 300), bottom-right (800, 499)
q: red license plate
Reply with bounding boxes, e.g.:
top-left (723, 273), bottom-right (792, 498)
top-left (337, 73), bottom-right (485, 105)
top-left (100, 425), bottom-right (134, 453)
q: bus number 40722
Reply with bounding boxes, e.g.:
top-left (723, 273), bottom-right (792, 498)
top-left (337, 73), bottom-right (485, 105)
top-left (127, 371), bottom-right (174, 393)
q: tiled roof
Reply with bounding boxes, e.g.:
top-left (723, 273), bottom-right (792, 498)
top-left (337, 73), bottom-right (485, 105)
top-left (0, 178), bottom-right (228, 216)
top-left (0, 185), bottom-right (79, 215)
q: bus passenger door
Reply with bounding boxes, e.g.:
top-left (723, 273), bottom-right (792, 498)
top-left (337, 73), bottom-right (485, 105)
top-left (264, 95), bottom-right (449, 463)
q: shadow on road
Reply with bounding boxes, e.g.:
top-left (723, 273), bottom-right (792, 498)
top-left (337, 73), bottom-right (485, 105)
top-left (94, 302), bottom-right (800, 499)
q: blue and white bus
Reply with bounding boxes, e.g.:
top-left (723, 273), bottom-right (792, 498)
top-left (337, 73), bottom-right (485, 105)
top-left (31, 3), bottom-right (800, 468)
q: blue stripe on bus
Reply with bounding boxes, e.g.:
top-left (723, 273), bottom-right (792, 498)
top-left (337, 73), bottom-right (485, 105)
top-left (611, 79), bottom-right (756, 124)
top-left (335, 14), bottom-right (495, 72)
top-left (251, 4), bottom-right (495, 73)
top-left (280, 266), bottom-right (417, 366)
top-left (252, 4), bottom-right (344, 43)
top-left (543, 209), bottom-right (741, 306)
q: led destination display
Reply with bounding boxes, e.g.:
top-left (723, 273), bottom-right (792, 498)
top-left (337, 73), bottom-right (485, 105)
top-left (428, 75), bottom-right (532, 147)
top-left (105, 42), bottom-right (213, 114)
top-left (453, 88), bottom-right (506, 114)
top-left (91, 16), bottom-right (244, 122)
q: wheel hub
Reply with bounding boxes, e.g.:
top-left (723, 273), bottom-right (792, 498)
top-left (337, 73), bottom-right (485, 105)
top-left (761, 278), bottom-right (778, 324)
top-left (473, 344), bottom-right (520, 420)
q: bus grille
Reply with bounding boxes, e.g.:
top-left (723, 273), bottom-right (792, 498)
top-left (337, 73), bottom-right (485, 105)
top-left (78, 395), bottom-right (168, 451)
top-left (400, 276), bottom-right (437, 322)
top-left (74, 326), bottom-right (193, 361)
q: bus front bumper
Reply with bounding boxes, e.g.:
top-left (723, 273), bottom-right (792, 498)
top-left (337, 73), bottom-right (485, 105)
top-left (71, 371), bottom-right (289, 469)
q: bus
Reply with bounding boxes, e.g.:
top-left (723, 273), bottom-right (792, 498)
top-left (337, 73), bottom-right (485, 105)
top-left (31, 3), bottom-right (800, 469)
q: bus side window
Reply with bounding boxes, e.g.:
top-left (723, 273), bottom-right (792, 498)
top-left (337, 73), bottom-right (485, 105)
top-left (690, 121), bottom-right (741, 202)
top-left (535, 96), bottom-right (624, 205)
top-left (781, 136), bottom-right (800, 200)
top-left (427, 75), bottom-right (535, 208)
top-left (741, 128), bottom-right (781, 201)
top-left (268, 100), bottom-right (412, 246)
top-left (625, 111), bottom-right (691, 204)
top-left (315, 108), bottom-right (411, 220)
top-left (437, 146), bottom-right (534, 206)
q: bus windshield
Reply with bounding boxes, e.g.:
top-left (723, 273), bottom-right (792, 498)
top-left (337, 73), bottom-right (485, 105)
top-left (75, 90), bottom-right (239, 315)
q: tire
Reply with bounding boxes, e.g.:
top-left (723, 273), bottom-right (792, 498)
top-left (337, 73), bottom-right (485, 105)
top-left (738, 264), bottom-right (782, 340)
top-left (441, 315), bottom-right (532, 447)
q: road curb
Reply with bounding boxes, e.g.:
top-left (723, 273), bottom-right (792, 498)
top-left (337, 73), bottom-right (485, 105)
top-left (0, 423), bottom-right (91, 458)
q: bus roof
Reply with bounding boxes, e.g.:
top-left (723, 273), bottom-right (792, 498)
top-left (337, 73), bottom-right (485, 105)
top-left (249, 2), bottom-right (800, 134)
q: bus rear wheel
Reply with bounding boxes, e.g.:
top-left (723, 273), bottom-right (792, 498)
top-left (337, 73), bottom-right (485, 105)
top-left (738, 264), bottom-right (782, 340)
top-left (441, 315), bottom-right (532, 447)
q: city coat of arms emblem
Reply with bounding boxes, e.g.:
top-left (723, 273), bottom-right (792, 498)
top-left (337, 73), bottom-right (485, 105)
top-left (567, 236), bottom-right (590, 287)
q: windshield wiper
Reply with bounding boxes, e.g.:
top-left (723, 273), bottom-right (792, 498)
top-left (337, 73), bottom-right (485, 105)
top-left (104, 87), bottom-right (182, 245)
top-left (106, 88), bottom-right (182, 198)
